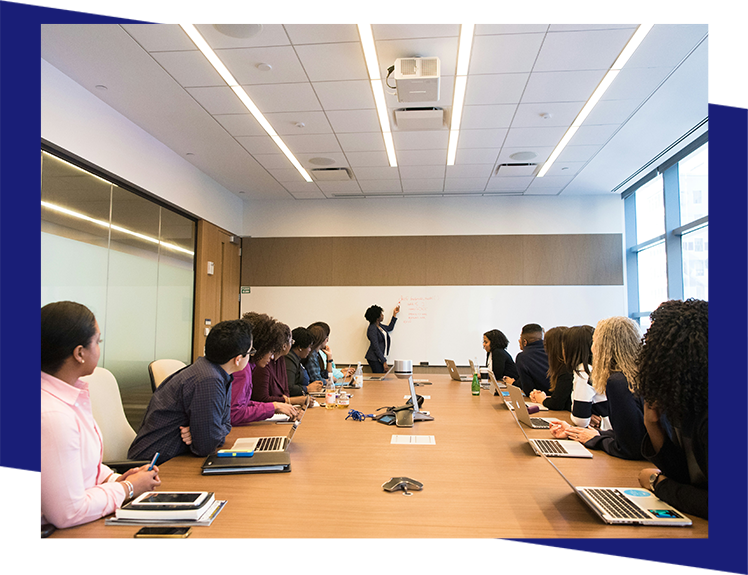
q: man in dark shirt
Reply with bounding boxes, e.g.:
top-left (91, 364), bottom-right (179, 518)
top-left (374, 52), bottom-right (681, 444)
top-left (128, 319), bottom-right (253, 463)
top-left (514, 323), bottom-right (551, 396)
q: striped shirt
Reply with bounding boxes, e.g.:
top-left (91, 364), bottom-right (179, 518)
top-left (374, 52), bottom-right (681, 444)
top-left (570, 363), bottom-right (611, 430)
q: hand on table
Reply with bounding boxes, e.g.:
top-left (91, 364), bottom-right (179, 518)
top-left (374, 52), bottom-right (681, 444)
top-left (274, 402), bottom-right (300, 420)
top-left (502, 376), bottom-right (515, 386)
top-left (529, 390), bottom-right (546, 404)
top-left (307, 381), bottom-right (324, 393)
top-left (383, 362), bottom-right (389, 372)
top-left (589, 414), bottom-right (602, 429)
top-left (549, 420), bottom-right (571, 438)
top-left (565, 426), bottom-right (599, 444)
top-left (638, 467), bottom-right (663, 491)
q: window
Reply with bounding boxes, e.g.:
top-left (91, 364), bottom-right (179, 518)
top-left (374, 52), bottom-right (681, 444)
top-left (41, 148), bottom-right (196, 428)
top-left (624, 136), bottom-right (708, 328)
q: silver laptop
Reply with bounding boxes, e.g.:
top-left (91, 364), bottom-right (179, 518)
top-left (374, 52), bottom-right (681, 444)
top-left (486, 370), bottom-right (511, 401)
top-left (509, 397), bottom-right (593, 458)
top-left (505, 384), bottom-right (555, 429)
top-left (444, 359), bottom-right (471, 381)
top-left (364, 365), bottom-right (394, 381)
top-left (543, 447), bottom-right (692, 526)
top-left (230, 398), bottom-right (309, 453)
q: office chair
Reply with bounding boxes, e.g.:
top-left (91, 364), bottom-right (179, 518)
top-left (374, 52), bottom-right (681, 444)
top-left (82, 367), bottom-right (149, 473)
top-left (148, 358), bottom-right (186, 392)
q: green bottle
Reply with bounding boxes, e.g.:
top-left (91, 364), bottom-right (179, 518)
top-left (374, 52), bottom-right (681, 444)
top-left (471, 372), bottom-right (480, 396)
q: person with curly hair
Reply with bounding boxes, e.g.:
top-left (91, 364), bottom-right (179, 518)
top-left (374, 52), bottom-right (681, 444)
top-left (552, 317), bottom-right (646, 460)
top-left (482, 329), bottom-right (520, 386)
top-left (252, 321), bottom-right (309, 407)
top-left (635, 299), bottom-right (708, 519)
top-left (230, 312), bottom-right (300, 425)
top-left (530, 326), bottom-right (572, 411)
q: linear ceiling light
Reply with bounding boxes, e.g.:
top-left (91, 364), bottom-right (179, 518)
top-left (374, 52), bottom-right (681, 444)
top-left (358, 24), bottom-right (397, 167)
top-left (180, 24), bottom-right (312, 182)
top-left (447, 24), bottom-right (475, 166)
top-left (41, 200), bottom-right (194, 256)
top-left (537, 24), bottom-right (653, 178)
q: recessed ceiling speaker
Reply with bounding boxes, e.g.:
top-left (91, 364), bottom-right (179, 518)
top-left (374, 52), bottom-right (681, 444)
top-left (213, 24), bottom-right (264, 39)
top-left (509, 151), bottom-right (538, 161)
top-left (308, 157), bottom-right (336, 166)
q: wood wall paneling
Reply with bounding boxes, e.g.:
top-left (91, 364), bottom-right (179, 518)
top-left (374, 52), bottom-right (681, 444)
top-left (242, 234), bottom-right (623, 287)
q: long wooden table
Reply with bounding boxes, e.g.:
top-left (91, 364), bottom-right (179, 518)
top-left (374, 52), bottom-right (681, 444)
top-left (52, 374), bottom-right (707, 538)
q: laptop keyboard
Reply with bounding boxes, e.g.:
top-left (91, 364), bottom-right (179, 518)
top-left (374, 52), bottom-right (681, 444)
top-left (255, 436), bottom-right (285, 452)
top-left (585, 488), bottom-right (650, 520)
top-left (534, 439), bottom-right (568, 455)
top-left (531, 418), bottom-right (550, 429)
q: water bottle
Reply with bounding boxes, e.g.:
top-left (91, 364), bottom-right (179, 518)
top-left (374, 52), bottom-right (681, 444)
top-left (325, 376), bottom-right (337, 409)
top-left (353, 362), bottom-right (363, 388)
top-left (472, 372), bottom-right (480, 396)
top-left (337, 389), bottom-right (350, 408)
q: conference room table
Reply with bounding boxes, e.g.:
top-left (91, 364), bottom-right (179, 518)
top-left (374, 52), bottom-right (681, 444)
top-left (52, 373), bottom-right (707, 539)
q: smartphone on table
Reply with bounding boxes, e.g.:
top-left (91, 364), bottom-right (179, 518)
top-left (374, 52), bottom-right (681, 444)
top-left (134, 526), bottom-right (192, 538)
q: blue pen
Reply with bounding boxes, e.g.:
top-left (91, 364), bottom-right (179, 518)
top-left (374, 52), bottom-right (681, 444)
top-left (148, 452), bottom-right (160, 471)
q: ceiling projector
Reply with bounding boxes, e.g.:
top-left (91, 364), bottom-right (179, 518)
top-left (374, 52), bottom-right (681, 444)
top-left (394, 57), bottom-right (440, 103)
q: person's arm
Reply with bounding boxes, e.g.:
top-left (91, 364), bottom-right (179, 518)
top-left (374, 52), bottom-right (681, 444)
top-left (305, 351), bottom-right (324, 383)
top-left (641, 414), bottom-right (708, 519)
top-left (542, 371), bottom-right (573, 411)
top-left (284, 355), bottom-right (306, 397)
top-left (187, 374), bottom-right (233, 456)
top-left (230, 366), bottom-right (275, 425)
top-left (582, 375), bottom-right (646, 460)
top-left (491, 350), bottom-right (508, 380)
top-left (41, 409), bottom-right (127, 528)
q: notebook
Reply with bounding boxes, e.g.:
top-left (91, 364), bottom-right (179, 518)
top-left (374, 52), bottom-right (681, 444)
top-left (364, 365), bottom-right (394, 380)
top-left (509, 399), bottom-right (593, 458)
top-left (228, 397), bottom-right (309, 454)
top-left (541, 447), bottom-right (692, 526)
top-left (201, 450), bottom-right (291, 474)
top-left (505, 385), bottom-right (555, 429)
top-left (444, 359), bottom-right (471, 381)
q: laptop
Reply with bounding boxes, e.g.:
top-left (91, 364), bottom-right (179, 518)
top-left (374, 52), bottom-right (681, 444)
top-left (364, 365), bottom-right (394, 381)
top-left (444, 359), bottom-right (471, 381)
top-left (505, 385), bottom-right (555, 429)
top-left (542, 446), bottom-right (692, 526)
top-left (227, 396), bottom-right (309, 454)
top-left (509, 399), bottom-right (593, 458)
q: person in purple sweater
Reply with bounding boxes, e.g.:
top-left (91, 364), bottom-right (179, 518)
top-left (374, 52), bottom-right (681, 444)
top-left (231, 312), bottom-right (300, 425)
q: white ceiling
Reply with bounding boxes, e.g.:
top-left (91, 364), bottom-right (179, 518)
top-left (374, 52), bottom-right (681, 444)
top-left (40, 23), bottom-right (708, 201)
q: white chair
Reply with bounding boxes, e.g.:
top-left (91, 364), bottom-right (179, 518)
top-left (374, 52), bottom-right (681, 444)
top-left (148, 359), bottom-right (186, 392)
top-left (82, 367), bottom-right (148, 471)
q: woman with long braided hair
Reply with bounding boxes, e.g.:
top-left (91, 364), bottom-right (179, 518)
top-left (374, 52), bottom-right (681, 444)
top-left (635, 299), bottom-right (708, 519)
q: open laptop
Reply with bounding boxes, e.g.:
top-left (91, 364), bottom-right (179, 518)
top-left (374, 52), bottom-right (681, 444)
top-left (540, 442), bottom-right (692, 526)
top-left (505, 385), bottom-right (555, 429)
top-left (444, 359), bottom-right (471, 381)
top-left (364, 365), bottom-right (394, 381)
top-left (509, 398), bottom-right (593, 458)
top-left (230, 397), bottom-right (309, 453)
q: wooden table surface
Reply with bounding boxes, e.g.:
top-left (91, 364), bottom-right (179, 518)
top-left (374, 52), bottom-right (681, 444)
top-left (51, 375), bottom-right (707, 538)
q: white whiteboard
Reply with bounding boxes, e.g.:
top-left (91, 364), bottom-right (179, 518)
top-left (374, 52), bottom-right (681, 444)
top-left (241, 286), bottom-right (626, 367)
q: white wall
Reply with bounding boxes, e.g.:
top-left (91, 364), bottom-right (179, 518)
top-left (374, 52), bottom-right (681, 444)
top-left (242, 194), bottom-right (624, 237)
top-left (41, 58), bottom-right (243, 234)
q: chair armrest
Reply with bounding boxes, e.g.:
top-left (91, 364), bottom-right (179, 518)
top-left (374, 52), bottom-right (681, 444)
top-left (104, 460), bottom-right (150, 474)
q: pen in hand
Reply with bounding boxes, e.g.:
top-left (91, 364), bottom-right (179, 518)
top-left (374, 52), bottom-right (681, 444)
top-left (148, 452), bottom-right (160, 471)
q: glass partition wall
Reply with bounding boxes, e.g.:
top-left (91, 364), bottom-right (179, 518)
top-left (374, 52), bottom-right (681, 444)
top-left (41, 150), bottom-right (195, 429)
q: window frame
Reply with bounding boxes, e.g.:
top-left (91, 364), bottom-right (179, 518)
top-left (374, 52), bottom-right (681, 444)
top-left (622, 132), bottom-right (708, 324)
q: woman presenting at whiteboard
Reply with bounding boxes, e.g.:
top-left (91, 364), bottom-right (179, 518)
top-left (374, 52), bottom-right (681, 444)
top-left (364, 304), bottom-right (400, 373)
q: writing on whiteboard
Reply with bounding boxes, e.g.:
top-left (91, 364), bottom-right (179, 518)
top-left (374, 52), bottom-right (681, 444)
top-left (398, 295), bottom-right (438, 324)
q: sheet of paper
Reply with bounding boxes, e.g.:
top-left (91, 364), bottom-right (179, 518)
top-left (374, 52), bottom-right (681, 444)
top-left (390, 435), bottom-right (436, 445)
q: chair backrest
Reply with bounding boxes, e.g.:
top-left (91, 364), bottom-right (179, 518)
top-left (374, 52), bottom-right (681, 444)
top-left (148, 359), bottom-right (187, 392)
top-left (81, 367), bottom-right (136, 462)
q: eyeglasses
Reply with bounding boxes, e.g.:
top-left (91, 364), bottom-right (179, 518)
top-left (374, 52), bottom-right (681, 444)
top-left (248, 347), bottom-right (257, 357)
